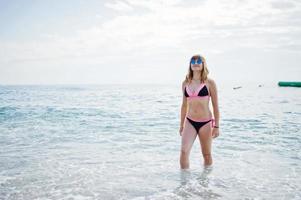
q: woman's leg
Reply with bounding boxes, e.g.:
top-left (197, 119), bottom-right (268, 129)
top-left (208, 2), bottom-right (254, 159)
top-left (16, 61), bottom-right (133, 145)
top-left (180, 118), bottom-right (197, 169)
top-left (198, 121), bottom-right (213, 167)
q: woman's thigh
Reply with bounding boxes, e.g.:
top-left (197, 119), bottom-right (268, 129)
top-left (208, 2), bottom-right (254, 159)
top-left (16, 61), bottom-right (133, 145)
top-left (181, 118), bottom-right (197, 152)
top-left (197, 122), bottom-right (212, 155)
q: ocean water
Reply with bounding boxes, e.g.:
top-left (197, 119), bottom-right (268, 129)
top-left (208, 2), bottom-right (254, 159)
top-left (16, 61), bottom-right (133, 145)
top-left (0, 83), bottom-right (300, 200)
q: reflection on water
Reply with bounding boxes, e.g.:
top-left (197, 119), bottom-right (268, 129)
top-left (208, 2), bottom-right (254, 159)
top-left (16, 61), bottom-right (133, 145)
top-left (1, 84), bottom-right (301, 199)
top-left (172, 166), bottom-right (222, 200)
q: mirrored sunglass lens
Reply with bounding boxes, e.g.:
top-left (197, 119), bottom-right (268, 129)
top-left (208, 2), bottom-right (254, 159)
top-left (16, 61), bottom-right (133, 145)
top-left (191, 58), bottom-right (202, 64)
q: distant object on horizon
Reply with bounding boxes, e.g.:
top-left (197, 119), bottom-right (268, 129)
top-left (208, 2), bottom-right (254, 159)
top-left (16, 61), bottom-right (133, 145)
top-left (258, 84), bottom-right (263, 87)
top-left (278, 81), bottom-right (301, 87)
top-left (233, 86), bottom-right (242, 90)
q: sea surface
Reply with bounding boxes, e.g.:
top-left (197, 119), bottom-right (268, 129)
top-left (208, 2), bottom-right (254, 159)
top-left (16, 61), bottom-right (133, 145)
top-left (0, 83), bottom-right (300, 200)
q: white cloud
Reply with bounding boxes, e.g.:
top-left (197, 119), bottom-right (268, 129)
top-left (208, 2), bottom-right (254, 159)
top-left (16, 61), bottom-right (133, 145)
top-left (2, 0), bottom-right (301, 64)
top-left (125, 0), bottom-right (183, 11)
top-left (104, 1), bottom-right (133, 12)
top-left (1, 0), bottom-right (301, 84)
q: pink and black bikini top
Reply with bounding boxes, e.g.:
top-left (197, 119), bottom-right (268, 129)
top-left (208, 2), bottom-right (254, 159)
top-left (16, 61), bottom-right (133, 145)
top-left (184, 83), bottom-right (210, 99)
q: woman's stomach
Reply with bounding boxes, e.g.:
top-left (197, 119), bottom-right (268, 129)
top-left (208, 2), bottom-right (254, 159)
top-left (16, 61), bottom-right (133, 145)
top-left (186, 102), bottom-right (212, 120)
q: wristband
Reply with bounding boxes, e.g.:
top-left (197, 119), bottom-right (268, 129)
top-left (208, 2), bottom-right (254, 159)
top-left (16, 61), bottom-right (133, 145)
top-left (213, 126), bottom-right (219, 128)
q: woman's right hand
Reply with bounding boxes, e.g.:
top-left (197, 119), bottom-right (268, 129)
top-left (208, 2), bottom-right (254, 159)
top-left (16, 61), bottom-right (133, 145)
top-left (179, 126), bottom-right (183, 136)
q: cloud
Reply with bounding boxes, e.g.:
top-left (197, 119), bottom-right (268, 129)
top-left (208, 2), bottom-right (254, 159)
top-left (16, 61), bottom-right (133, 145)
top-left (270, 0), bottom-right (297, 10)
top-left (104, 1), bottom-right (133, 12)
top-left (1, 0), bottom-right (301, 66)
top-left (125, 0), bottom-right (183, 11)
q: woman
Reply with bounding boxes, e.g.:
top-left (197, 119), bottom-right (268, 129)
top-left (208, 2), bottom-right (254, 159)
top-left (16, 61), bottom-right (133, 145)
top-left (179, 54), bottom-right (220, 169)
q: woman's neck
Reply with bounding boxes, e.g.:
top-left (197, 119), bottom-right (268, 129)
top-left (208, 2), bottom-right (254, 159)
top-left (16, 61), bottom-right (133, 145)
top-left (192, 72), bottom-right (201, 81)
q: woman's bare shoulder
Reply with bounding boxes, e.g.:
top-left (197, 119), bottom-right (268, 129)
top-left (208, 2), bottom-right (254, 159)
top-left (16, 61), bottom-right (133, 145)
top-left (206, 77), bottom-right (216, 86)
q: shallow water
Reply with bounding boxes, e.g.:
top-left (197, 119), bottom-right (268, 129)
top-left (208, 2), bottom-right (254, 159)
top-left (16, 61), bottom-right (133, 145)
top-left (0, 83), bottom-right (300, 199)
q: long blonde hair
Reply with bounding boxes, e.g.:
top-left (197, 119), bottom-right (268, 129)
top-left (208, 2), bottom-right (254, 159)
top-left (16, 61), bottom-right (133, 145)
top-left (184, 54), bottom-right (209, 84)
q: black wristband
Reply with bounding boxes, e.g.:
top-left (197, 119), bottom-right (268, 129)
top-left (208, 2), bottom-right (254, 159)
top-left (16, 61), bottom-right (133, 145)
top-left (213, 126), bottom-right (219, 128)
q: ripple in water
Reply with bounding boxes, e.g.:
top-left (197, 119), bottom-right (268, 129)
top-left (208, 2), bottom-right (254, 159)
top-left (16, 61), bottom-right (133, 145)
top-left (0, 84), bottom-right (300, 199)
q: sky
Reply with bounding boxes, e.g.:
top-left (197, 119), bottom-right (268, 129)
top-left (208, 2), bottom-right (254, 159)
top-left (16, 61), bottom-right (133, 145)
top-left (0, 0), bottom-right (300, 85)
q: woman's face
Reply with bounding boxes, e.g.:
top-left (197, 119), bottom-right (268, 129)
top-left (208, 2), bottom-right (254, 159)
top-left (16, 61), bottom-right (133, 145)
top-left (190, 57), bottom-right (203, 71)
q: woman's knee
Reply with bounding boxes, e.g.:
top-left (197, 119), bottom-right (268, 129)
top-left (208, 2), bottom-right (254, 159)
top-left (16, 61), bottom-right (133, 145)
top-left (181, 148), bottom-right (190, 156)
top-left (203, 153), bottom-right (212, 162)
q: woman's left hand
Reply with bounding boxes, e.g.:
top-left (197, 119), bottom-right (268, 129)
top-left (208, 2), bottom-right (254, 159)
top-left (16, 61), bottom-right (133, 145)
top-left (212, 128), bottom-right (220, 138)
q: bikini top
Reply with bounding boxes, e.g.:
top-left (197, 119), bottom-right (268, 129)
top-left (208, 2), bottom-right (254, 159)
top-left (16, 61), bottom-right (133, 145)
top-left (184, 83), bottom-right (210, 99)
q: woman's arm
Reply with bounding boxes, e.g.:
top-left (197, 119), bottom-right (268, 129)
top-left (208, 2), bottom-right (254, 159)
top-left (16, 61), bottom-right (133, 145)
top-left (180, 81), bottom-right (187, 128)
top-left (209, 79), bottom-right (220, 127)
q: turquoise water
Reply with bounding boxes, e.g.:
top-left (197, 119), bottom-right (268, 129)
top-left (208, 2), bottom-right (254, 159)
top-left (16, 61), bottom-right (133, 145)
top-left (0, 84), bottom-right (300, 200)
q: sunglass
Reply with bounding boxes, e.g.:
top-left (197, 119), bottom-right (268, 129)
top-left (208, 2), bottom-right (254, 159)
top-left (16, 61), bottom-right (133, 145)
top-left (190, 58), bottom-right (202, 65)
